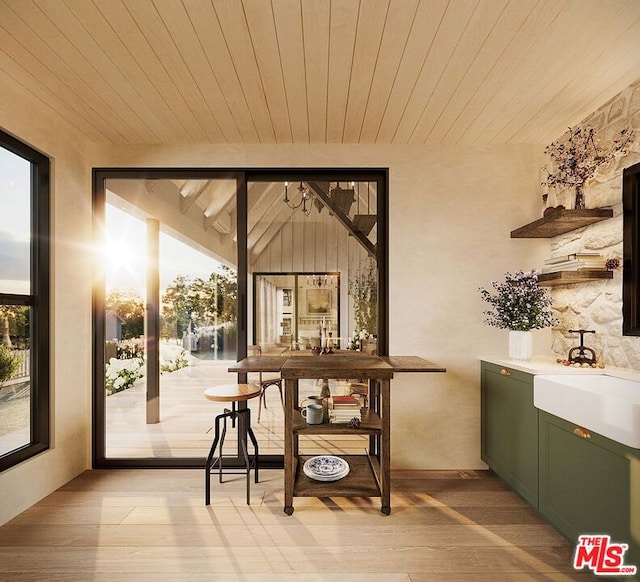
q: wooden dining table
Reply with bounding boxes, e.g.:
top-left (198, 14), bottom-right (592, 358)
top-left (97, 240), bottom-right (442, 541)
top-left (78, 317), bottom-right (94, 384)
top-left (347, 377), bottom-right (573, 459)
top-left (229, 352), bottom-right (445, 515)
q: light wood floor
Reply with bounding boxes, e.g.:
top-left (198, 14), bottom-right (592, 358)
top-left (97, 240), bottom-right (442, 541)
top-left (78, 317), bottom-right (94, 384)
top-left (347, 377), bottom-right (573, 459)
top-left (0, 468), bottom-right (598, 581)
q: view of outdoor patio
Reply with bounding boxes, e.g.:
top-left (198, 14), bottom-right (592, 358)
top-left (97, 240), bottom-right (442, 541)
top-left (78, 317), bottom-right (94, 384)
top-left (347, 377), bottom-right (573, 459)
top-left (105, 353), bottom-right (367, 459)
top-left (0, 306), bottom-right (30, 458)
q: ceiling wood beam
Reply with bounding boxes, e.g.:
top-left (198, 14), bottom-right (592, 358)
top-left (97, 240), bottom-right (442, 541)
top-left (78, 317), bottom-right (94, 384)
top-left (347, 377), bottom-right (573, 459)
top-left (307, 181), bottom-right (376, 258)
top-left (179, 180), bottom-right (211, 214)
top-left (202, 180), bottom-right (236, 229)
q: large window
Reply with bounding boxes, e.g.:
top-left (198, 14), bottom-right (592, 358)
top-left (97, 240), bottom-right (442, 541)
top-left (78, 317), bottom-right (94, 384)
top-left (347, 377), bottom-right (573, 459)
top-left (0, 130), bottom-right (50, 472)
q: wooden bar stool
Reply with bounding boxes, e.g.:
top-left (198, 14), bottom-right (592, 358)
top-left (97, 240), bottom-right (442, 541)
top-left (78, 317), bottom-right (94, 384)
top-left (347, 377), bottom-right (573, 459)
top-left (204, 383), bottom-right (261, 506)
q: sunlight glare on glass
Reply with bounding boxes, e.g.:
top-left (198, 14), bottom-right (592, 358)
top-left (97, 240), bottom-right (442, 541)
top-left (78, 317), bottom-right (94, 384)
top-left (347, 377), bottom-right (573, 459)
top-left (104, 204), bottom-right (146, 294)
top-left (0, 146), bottom-right (31, 294)
top-left (105, 202), bottom-right (223, 296)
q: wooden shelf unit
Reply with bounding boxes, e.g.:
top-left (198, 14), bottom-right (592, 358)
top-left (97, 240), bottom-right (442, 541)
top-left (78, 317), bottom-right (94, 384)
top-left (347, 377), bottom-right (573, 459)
top-left (537, 270), bottom-right (613, 286)
top-left (281, 355), bottom-right (393, 515)
top-left (228, 354), bottom-right (446, 516)
top-left (510, 208), bottom-right (613, 238)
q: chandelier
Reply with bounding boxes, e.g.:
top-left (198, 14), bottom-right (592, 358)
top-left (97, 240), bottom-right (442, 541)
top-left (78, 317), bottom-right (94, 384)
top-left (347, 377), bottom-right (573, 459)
top-left (307, 274), bottom-right (335, 288)
top-left (283, 181), bottom-right (314, 216)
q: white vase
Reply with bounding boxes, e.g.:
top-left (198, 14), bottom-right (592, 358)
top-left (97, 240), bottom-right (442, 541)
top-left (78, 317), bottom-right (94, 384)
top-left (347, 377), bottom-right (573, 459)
top-left (509, 330), bottom-right (532, 361)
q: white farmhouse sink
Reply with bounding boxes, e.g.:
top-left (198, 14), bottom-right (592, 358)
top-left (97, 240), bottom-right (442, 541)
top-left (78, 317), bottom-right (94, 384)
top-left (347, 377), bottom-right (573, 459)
top-left (534, 374), bottom-right (640, 449)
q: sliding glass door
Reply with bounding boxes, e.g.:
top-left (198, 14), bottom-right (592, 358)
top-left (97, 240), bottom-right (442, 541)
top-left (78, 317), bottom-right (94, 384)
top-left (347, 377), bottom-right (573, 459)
top-left (93, 168), bottom-right (387, 468)
top-left (93, 170), bottom-right (244, 466)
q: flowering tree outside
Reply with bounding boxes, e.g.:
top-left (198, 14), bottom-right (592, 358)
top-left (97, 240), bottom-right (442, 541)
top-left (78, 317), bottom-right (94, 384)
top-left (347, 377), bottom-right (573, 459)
top-left (161, 266), bottom-right (237, 340)
top-left (478, 271), bottom-right (557, 331)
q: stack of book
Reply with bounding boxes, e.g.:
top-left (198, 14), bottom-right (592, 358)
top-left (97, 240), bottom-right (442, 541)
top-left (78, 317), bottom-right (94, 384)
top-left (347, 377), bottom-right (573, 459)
top-left (541, 253), bottom-right (607, 274)
top-left (328, 395), bottom-right (362, 424)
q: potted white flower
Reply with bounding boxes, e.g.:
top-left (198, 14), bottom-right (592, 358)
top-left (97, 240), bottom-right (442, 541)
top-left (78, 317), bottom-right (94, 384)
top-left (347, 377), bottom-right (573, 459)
top-left (478, 271), bottom-right (557, 361)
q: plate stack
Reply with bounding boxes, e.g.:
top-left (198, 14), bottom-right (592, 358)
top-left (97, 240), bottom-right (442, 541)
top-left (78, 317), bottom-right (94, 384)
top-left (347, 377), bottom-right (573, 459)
top-left (302, 455), bottom-right (350, 482)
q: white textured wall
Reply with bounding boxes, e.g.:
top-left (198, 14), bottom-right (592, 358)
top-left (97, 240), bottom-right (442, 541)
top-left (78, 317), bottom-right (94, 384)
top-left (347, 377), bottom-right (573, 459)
top-left (547, 79), bottom-right (640, 368)
top-left (94, 142), bottom-right (547, 470)
top-left (0, 71), bottom-right (93, 525)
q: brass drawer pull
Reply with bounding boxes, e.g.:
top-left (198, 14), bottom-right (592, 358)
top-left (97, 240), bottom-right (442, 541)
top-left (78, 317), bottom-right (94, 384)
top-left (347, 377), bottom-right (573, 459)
top-left (573, 426), bottom-right (591, 439)
top-left (500, 368), bottom-right (511, 376)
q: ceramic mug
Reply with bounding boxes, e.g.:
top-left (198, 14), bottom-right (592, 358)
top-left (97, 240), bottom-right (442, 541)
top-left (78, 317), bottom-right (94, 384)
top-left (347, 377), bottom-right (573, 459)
top-left (301, 403), bottom-right (323, 425)
top-left (303, 395), bottom-right (323, 407)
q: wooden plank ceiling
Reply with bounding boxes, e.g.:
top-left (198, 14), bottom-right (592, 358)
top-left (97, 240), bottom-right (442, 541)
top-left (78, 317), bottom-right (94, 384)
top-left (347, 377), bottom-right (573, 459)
top-left (1, 0), bottom-right (639, 146)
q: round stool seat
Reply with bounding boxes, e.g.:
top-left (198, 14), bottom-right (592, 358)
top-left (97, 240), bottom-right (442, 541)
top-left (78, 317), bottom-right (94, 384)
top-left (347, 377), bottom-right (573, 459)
top-left (204, 383), bottom-right (261, 403)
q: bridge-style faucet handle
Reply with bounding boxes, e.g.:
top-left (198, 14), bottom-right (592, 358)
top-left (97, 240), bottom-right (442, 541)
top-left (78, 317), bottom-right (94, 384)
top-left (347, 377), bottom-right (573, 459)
top-left (568, 329), bottom-right (596, 345)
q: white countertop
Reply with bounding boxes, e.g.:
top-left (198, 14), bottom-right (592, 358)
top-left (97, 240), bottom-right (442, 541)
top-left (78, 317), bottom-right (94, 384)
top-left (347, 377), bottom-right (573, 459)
top-left (479, 355), bottom-right (640, 381)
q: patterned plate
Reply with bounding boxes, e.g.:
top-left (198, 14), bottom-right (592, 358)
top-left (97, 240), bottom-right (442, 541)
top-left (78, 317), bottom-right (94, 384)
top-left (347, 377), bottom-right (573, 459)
top-left (303, 455), bottom-right (350, 482)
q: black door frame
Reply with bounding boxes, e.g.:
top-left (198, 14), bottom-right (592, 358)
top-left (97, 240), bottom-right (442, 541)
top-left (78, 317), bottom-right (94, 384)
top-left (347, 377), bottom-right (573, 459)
top-left (92, 167), bottom-right (388, 469)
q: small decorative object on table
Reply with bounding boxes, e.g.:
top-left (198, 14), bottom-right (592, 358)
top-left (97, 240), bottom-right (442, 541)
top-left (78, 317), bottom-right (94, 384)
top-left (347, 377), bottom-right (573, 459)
top-left (478, 271), bottom-right (557, 361)
top-left (346, 417), bottom-right (361, 429)
top-left (543, 125), bottom-right (633, 210)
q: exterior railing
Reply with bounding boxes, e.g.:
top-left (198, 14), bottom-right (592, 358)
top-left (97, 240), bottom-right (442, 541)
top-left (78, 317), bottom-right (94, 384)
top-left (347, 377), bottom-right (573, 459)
top-left (14, 349), bottom-right (30, 379)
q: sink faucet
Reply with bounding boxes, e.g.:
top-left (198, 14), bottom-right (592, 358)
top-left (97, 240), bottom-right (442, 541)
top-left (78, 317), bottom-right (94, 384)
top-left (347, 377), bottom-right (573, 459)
top-left (568, 330), bottom-right (596, 365)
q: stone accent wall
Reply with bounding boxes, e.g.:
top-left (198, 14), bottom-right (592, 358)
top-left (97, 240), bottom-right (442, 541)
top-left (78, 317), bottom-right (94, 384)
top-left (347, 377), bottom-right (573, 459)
top-left (548, 79), bottom-right (640, 368)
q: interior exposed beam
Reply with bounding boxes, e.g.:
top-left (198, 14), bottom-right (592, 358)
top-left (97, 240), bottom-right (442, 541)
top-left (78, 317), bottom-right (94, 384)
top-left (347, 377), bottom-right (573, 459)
top-left (250, 216), bottom-right (289, 264)
top-left (307, 181), bottom-right (376, 258)
top-left (248, 192), bottom-right (291, 250)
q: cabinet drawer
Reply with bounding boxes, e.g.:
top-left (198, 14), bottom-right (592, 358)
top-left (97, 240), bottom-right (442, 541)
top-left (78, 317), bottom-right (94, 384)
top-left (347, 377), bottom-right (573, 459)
top-left (481, 361), bottom-right (533, 384)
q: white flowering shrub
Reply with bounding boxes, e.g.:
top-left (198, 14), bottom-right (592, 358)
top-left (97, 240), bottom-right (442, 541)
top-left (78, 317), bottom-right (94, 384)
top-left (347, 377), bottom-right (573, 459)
top-left (105, 343), bottom-right (190, 396)
top-left (105, 357), bottom-right (144, 395)
top-left (160, 343), bottom-right (190, 373)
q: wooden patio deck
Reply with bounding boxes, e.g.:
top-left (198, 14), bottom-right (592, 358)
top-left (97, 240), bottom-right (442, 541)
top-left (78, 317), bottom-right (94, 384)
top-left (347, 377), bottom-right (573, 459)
top-left (106, 356), bottom-right (366, 459)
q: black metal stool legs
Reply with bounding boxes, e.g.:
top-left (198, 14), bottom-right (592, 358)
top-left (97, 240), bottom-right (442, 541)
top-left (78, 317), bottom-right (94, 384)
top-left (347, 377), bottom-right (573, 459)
top-left (204, 406), bottom-right (259, 506)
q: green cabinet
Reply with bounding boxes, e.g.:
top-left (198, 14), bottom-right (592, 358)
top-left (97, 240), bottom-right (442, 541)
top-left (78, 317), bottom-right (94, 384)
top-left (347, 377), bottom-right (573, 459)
top-left (481, 360), bottom-right (640, 573)
top-left (539, 410), bottom-right (639, 570)
top-left (481, 361), bottom-right (538, 508)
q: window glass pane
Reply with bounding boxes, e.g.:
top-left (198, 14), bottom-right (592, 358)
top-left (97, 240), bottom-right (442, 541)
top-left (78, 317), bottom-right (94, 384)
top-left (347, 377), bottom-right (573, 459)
top-left (248, 179), bottom-right (379, 457)
top-left (0, 147), bottom-right (31, 295)
top-left (0, 305), bottom-right (31, 457)
top-left (103, 178), bottom-right (238, 460)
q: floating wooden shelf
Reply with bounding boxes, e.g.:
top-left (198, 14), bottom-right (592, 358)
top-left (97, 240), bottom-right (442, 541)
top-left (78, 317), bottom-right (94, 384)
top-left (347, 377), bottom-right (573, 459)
top-left (510, 208), bottom-right (614, 238)
top-left (537, 270), bottom-right (613, 286)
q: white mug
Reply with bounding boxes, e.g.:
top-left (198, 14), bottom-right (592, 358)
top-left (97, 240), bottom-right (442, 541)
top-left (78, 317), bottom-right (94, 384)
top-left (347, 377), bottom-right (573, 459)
top-left (301, 403), bottom-right (323, 424)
